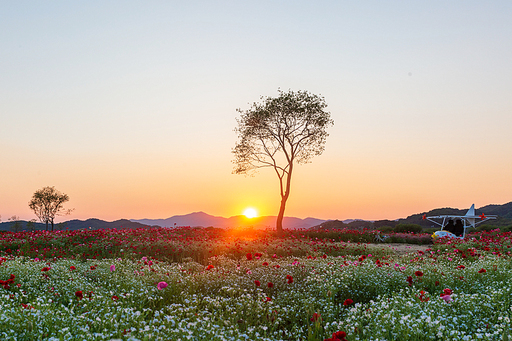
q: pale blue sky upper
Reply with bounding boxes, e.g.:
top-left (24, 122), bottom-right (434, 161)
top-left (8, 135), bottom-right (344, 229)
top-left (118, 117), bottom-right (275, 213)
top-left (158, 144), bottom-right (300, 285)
top-left (1, 1), bottom-right (511, 221)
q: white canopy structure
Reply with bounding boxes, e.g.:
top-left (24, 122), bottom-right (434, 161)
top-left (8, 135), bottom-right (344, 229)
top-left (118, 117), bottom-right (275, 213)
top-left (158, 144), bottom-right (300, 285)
top-left (427, 204), bottom-right (497, 239)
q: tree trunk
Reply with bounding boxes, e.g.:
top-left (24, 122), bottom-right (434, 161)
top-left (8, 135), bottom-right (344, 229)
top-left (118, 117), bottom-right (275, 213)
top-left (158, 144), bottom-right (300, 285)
top-left (276, 197), bottom-right (287, 235)
top-left (276, 165), bottom-right (293, 236)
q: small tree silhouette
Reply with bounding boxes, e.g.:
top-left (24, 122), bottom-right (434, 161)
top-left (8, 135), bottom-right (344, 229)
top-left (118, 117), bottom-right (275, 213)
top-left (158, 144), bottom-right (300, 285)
top-left (29, 186), bottom-right (73, 231)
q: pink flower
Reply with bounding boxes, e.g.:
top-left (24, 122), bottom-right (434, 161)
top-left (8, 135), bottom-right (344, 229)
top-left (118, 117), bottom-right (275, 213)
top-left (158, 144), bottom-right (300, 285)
top-left (110, 265), bottom-right (116, 272)
top-left (440, 294), bottom-right (452, 303)
top-left (440, 288), bottom-right (453, 303)
top-left (157, 281), bottom-right (168, 290)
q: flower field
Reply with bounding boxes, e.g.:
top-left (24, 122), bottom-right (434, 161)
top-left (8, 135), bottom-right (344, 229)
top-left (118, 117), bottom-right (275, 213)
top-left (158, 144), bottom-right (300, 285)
top-left (0, 227), bottom-right (511, 340)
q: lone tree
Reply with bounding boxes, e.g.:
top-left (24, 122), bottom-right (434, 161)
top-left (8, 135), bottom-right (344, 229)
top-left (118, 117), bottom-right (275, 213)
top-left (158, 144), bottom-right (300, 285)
top-left (29, 186), bottom-right (72, 231)
top-left (233, 89), bottom-right (334, 234)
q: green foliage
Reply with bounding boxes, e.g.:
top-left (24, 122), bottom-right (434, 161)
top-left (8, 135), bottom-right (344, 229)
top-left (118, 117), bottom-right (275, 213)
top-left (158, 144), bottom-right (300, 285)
top-left (376, 225), bottom-right (394, 233)
top-left (476, 224), bottom-right (500, 232)
top-left (394, 223), bottom-right (423, 234)
top-left (500, 225), bottom-right (512, 233)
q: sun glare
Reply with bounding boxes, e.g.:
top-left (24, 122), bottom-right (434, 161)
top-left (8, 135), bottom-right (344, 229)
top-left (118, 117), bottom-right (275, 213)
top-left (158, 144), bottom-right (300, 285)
top-left (243, 207), bottom-right (258, 219)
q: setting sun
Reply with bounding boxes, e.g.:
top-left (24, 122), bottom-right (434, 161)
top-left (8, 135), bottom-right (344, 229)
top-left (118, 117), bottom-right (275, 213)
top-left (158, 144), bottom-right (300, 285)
top-left (243, 207), bottom-right (258, 219)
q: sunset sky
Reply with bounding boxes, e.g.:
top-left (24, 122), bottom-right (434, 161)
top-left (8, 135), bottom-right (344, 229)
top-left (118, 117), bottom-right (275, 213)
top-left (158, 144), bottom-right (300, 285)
top-left (1, 2), bottom-right (511, 224)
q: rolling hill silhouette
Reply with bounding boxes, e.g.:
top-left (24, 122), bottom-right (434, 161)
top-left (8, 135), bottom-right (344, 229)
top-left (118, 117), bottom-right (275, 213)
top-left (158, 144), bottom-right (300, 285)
top-left (2, 202), bottom-right (510, 232)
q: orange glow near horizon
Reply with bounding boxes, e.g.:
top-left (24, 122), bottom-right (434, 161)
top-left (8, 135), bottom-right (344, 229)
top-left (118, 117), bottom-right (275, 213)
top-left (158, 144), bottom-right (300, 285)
top-left (243, 207), bottom-right (258, 219)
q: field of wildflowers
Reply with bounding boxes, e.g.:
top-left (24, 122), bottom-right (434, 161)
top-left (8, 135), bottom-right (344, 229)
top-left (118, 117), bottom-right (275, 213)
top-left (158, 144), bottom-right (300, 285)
top-left (0, 227), bottom-right (511, 340)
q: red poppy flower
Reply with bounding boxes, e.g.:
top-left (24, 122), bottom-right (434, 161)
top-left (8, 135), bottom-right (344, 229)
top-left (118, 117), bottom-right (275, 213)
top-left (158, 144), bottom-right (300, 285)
top-left (343, 298), bottom-right (354, 306)
top-left (443, 288), bottom-right (453, 295)
top-left (112, 295), bottom-right (119, 301)
top-left (286, 275), bottom-right (294, 284)
top-left (75, 290), bottom-right (83, 300)
top-left (414, 271), bottom-right (423, 277)
top-left (206, 265), bottom-right (214, 270)
top-left (267, 282), bottom-right (274, 288)
top-left (310, 312), bottom-right (321, 322)
top-left (478, 268), bottom-right (486, 273)
top-left (254, 280), bottom-right (261, 287)
top-left (90, 265), bottom-right (96, 270)
top-left (262, 262), bottom-right (269, 266)
top-left (328, 331), bottom-right (348, 341)
top-left (246, 253), bottom-right (253, 261)
top-left (69, 266), bottom-right (76, 271)
top-left (41, 267), bottom-right (50, 272)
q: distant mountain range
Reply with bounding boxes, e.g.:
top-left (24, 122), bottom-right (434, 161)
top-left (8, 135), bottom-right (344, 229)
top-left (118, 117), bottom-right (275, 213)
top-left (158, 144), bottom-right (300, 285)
top-left (314, 202), bottom-right (512, 230)
top-left (398, 201), bottom-right (512, 227)
top-left (131, 212), bottom-right (326, 229)
top-left (0, 219), bottom-right (155, 232)
top-left (1, 202), bottom-right (510, 232)
top-left (0, 213), bottom-right (326, 231)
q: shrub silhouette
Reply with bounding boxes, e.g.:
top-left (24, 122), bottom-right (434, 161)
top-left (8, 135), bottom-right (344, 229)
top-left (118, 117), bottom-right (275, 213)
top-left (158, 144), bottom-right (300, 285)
top-left (393, 223), bottom-right (422, 234)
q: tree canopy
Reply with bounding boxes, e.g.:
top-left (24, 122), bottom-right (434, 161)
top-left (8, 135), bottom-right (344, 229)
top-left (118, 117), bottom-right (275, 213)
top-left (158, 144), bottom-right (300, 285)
top-left (29, 186), bottom-right (72, 231)
top-left (233, 89), bottom-right (333, 233)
